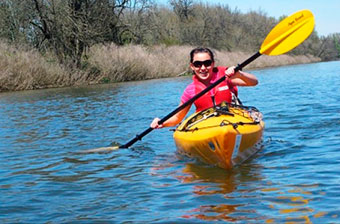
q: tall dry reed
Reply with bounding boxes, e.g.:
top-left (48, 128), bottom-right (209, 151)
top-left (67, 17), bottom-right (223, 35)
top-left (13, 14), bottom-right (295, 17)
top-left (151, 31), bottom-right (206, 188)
top-left (88, 44), bottom-right (321, 83)
top-left (0, 41), bottom-right (321, 92)
top-left (87, 44), bottom-right (192, 82)
top-left (213, 50), bottom-right (321, 70)
top-left (0, 41), bottom-right (70, 91)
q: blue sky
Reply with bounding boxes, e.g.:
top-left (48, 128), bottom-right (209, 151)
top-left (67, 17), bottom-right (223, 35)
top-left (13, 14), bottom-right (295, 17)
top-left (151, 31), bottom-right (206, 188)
top-left (156, 0), bottom-right (340, 36)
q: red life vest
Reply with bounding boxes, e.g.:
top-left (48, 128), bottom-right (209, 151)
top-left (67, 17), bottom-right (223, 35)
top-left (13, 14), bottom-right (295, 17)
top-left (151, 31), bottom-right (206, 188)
top-left (193, 66), bottom-right (237, 112)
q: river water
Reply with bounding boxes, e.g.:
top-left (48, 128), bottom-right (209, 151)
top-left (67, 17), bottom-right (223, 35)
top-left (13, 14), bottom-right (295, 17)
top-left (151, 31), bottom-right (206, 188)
top-left (1, 61), bottom-right (339, 223)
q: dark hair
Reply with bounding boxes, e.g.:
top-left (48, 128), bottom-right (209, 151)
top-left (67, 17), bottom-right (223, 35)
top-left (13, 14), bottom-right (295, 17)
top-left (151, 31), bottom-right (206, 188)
top-left (189, 47), bottom-right (215, 63)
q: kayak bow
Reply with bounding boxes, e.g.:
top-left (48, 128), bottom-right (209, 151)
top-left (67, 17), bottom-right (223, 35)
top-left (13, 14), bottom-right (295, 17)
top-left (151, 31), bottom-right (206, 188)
top-left (173, 103), bottom-right (264, 169)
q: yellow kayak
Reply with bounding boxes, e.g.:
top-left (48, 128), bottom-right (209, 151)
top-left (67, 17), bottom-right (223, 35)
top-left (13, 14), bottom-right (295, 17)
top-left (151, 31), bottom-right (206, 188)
top-left (173, 102), bottom-right (264, 169)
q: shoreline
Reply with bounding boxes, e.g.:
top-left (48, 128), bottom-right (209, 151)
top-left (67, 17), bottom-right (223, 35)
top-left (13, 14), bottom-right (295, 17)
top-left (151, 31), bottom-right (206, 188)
top-left (0, 43), bottom-right (322, 93)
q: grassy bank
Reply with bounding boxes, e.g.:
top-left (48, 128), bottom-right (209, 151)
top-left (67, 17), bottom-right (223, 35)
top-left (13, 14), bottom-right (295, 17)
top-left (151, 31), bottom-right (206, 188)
top-left (0, 41), bottom-right (321, 92)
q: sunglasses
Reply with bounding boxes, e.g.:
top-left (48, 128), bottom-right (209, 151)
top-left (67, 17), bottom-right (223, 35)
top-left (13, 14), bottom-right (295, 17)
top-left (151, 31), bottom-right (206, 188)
top-left (192, 60), bottom-right (213, 68)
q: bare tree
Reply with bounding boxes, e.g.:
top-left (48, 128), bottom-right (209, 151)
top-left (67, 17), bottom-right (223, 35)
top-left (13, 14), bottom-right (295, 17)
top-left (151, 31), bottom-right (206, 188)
top-left (1, 0), bottom-right (338, 62)
top-left (1, 0), bottom-right (151, 67)
top-left (170, 0), bottom-right (194, 20)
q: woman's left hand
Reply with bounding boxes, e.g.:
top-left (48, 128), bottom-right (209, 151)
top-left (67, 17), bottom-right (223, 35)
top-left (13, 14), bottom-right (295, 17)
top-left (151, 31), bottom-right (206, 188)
top-left (225, 66), bottom-right (237, 78)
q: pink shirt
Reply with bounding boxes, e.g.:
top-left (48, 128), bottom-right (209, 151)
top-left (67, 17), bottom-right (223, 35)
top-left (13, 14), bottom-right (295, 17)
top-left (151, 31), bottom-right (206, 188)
top-left (181, 72), bottom-right (224, 103)
top-left (181, 82), bottom-right (195, 103)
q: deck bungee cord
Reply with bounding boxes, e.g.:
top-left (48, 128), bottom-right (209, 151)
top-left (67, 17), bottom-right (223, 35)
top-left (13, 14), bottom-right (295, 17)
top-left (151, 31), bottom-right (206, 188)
top-left (177, 102), bottom-right (263, 132)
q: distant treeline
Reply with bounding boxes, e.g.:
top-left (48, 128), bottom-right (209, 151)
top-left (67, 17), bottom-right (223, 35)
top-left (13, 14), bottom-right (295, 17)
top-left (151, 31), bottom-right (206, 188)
top-left (0, 0), bottom-right (338, 91)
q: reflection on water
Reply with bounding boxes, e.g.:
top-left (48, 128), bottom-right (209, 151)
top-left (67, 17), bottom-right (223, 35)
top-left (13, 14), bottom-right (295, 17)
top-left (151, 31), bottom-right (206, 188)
top-left (157, 160), bottom-right (332, 223)
top-left (1, 62), bottom-right (340, 223)
top-left (178, 163), bottom-right (244, 222)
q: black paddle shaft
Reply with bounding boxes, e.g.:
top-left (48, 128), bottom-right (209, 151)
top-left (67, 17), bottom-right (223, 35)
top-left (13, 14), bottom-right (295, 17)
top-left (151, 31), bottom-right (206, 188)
top-left (119, 51), bottom-right (262, 149)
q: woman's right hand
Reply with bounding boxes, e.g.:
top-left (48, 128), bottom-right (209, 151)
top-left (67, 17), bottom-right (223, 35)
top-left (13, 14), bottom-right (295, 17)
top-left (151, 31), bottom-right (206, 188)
top-left (151, 117), bottom-right (163, 129)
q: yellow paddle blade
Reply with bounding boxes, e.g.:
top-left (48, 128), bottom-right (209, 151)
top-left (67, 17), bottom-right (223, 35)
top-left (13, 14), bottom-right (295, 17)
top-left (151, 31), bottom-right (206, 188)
top-left (260, 9), bottom-right (315, 55)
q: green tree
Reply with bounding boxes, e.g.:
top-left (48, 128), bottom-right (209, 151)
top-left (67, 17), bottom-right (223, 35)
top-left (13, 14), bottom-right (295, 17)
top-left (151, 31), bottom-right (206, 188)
top-left (333, 33), bottom-right (340, 58)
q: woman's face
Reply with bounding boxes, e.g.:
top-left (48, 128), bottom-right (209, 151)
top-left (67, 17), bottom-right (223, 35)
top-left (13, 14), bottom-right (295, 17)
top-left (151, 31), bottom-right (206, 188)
top-left (190, 52), bottom-right (215, 82)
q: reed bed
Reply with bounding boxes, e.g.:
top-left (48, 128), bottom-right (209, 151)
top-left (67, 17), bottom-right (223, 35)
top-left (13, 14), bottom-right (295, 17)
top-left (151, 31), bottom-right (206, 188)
top-left (87, 44), bottom-right (191, 82)
top-left (213, 50), bottom-right (321, 70)
top-left (0, 41), bottom-right (321, 92)
top-left (0, 41), bottom-right (70, 91)
top-left (88, 44), bottom-right (321, 81)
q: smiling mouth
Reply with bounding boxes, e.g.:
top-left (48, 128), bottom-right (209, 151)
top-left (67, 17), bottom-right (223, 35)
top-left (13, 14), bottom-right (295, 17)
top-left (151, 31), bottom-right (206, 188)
top-left (199, 71), bottom-right (209, 77)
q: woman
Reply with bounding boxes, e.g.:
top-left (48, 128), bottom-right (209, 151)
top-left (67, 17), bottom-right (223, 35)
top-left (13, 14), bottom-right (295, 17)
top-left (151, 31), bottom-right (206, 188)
top-left (151, 47), bottom-right (258, 129)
